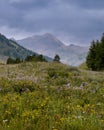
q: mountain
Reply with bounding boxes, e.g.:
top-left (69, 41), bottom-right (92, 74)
top-left (0, 33), bottom-right (52, 63)
top-left (18, 33), bottom-right (65, 56)
top-left (18, 33), bottom-right (89, 66)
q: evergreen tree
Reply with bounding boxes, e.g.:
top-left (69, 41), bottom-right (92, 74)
top-left (25, 54), bottom-right (47, 62)
top-left (7, 57), bottom-right (15, 64)
top-left (25, 55), bottom-right (32, 62)
top-left (100, 34), bottom-right (104, 69)
top-left (86, 41), bottom-right (96, 70)
top-left (53, 54), bottom-right (60, 62)
top-left (37, 54), bottom-right (47, 62)
top-left (15, 58), bottom-right (21, 64)
top-left (7, 57), bottom-right (22, 64)
top-left (86, 34), bottom-right (104, 70)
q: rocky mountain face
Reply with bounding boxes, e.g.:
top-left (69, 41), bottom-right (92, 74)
top-left (18, 33), bottom-right (89, 66)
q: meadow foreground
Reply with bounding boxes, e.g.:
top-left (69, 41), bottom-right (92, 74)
top-left (0, 62), bottom-right (104, 130)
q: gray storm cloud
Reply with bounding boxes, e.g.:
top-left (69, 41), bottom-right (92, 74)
top-left (0, 0), bottom-right (104, 45)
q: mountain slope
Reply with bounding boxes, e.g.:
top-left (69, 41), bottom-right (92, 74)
top-left (0, 33), bottom-right (36, 60)
top-left (18, 33), bottom-right (89, 66)
top-left (18, 33), bottom-right (65, 56)
top-left (0, 33), bottom-right (52, 63)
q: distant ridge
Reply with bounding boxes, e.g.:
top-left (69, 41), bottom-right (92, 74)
top-left (18, 33), bottom-right (89, 66)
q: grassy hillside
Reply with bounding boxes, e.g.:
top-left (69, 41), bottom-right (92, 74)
top-left (0, 62), bottom-right (104, 130)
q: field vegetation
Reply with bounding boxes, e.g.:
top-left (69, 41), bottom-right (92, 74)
top-left (0, 62), bottom-right (104, 130)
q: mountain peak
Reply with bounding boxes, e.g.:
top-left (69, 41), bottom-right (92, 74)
top-left (28, 33), bottom-right (55, 40)
top-left (43, 33), bottom-right (54, 37)
top-left (18, 33), bottom-right (89, 66)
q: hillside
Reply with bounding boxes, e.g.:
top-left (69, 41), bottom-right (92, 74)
top-left (18, 33), bottom-right (89, 66)
top-left (0, 33), bottom-right (35, 63)
top-left (0, 33), bottom-right (52, 63)
top-left (0, 62), bottom-right (104, 129)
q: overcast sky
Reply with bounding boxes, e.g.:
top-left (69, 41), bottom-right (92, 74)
top-left (0, 0), bottom-right (104, 45)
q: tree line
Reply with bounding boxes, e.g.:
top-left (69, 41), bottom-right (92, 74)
top-left (7, 54), bottom-right (47, 64)
top-left (7, 54), bottom-right (61, 64)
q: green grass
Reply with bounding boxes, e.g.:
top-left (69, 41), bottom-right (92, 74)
top-left (0, 62), bottom-right (104, 130)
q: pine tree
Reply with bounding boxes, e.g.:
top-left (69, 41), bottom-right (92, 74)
top-left (7, 57), bottom-right (15, 64)
top-left (86, 34), bottom-right (104, 70)
top-left (53, 54), bottom-right (60, 62)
